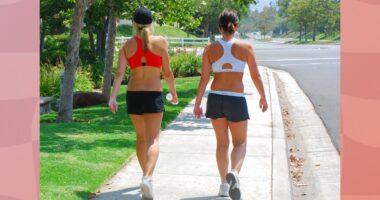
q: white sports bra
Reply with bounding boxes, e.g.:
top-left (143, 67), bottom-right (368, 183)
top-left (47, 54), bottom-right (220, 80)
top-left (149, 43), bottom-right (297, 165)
top-left (211, 38), bottom-right (246, 73)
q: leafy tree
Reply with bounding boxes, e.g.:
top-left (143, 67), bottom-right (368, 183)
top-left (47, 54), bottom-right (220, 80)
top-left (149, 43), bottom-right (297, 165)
top-left (195, 0), bottom-right (256, 37)
top-left (58, 0), bottom-right (92, 122)
top-left (286, 0), bottom-right (311, 41)
top-left (239, 10), bottom-right (260, 34)
top-left (283, 0), bottom-right (340, 41)
top-left (40, 0), bottom-right (74, 52)
top-left (277, 0), bottom-right (291, 34)
top-left (255, 6), bottom-right (278, 38)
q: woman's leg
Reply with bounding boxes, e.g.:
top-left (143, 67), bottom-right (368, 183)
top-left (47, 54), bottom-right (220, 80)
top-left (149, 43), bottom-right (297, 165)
top-left (228, 120), bottom-right (248, 173)
top-left (130, 114), bottom-right (146, 174)
top-left (143, 112), bottom-right (163, 176)
top-left (211, 118), bottom-right (230, 183)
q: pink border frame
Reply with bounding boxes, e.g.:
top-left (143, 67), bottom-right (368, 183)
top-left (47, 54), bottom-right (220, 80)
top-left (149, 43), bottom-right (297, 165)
top-left (1, 0), bottom-right (380, 199)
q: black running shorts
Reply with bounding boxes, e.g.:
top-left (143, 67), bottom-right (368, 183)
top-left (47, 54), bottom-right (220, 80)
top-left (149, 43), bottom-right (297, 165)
top-left (126, 91), bottom-right (165, 115)
top-left (205, 93), bottom-right (249, 122)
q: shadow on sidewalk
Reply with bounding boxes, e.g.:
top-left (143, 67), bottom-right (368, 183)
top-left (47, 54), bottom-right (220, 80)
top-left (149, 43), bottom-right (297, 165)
top-left (180, 196), bottom-right (229, 200)
top-left (89, 186), bottom-right (141, 200)
top-left (166, 112), bottom-right (213, 132)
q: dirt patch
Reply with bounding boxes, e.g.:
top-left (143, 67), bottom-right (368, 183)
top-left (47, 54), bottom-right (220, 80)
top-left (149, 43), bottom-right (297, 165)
top-left (273, 72), bottom-right (314, 199)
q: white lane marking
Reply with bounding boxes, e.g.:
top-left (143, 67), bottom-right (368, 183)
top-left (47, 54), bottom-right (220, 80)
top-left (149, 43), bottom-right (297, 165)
top-left (280, 62), bottom-right (340, 66)
top-left (257, 57), bottom-right (340, 62)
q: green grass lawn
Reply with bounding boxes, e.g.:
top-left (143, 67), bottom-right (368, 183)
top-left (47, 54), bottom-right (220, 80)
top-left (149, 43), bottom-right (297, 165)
top-left (40, 76), bottom-right (200, 200)
top-left (154, 25), bottom-right (196, 38)
top-left (117, 24), bottom-right (197, 38)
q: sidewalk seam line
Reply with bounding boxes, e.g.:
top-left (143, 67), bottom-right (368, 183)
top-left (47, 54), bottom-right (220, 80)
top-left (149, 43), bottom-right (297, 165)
top-left (267, 67), bottom-right (275, 200)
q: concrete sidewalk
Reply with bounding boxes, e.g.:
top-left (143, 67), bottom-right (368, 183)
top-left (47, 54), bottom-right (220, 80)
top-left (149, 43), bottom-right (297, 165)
top-left (92, 66), bottom-right (292, 200)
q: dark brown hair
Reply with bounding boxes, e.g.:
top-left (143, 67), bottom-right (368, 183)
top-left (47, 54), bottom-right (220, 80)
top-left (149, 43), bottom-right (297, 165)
top-left (218, 10), bottom-right (239, 35)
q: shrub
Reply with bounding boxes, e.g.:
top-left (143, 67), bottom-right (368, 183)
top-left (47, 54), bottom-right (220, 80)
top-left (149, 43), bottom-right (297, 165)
top-left (117, 24), bottom-right (134, 36)
top-left (40, 63), bottom-right (63, 98)
top-left (40, 62), bottom-right (95, 98)
top-left (170, 52), bottom-right (201, 77)
top-left (41, 34), bottom-right (96, 65)
top-left (75, 68), bottom-right (94, 92)
top-left (83, 57), bottom-right (104, 89)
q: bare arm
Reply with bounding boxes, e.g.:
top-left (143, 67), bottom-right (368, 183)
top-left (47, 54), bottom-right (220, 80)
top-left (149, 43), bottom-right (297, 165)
top-left (161, 38), bottom-right (177, 101)
top-left (194, 45), bottom-right (212, 117)
top-left (109, 45), bottom-right (127, 113)
top-left (246, 43), bottom-right (268, 112)
top-left (110, 46), bottom-right (128, 100)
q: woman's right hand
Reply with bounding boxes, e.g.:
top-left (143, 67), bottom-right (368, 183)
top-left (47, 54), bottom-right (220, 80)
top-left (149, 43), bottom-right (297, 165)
top-left (193, 104), bottom-right (203, 119)
top-left (108, 98), bottom-right (118, 114)
top-left (170, 93), bottom-right (178, 104)
top-left (259, 97), bottom-right (268, 112)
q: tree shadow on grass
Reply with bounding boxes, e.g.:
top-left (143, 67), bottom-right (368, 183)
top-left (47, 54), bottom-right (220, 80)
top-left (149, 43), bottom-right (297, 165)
top-left (40, 132), bottom-right (136, 153)
top-left (40, 107), bottom-right (137, 154)
top-left (40, 88), bottom-right (200, 154)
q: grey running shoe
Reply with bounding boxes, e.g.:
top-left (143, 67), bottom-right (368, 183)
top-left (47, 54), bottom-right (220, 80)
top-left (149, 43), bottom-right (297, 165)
top-left (226, 171), bottom-right (241, 200)
top-left (140, 176), bottom-right (154, 200)
top-left (218, 183), bottom-right (230, 197)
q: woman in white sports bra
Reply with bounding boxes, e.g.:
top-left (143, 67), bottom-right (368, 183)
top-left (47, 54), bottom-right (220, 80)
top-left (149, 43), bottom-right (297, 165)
top-left (194, 10), bottom-right (268, 200)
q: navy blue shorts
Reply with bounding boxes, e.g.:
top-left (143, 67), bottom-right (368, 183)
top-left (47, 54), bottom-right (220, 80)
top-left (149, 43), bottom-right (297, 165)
top-left (205, 93), bottom-right (250, 122)
top-left (127, 91), bottom-right (165, 115)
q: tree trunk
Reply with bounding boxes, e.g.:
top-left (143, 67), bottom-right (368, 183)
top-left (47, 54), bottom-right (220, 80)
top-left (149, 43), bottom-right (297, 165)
top-left (299, 27), bottom-right (302, 41)
top-left (40, 30), bottom-right (45, 53)
top-left (304, 25), bottom-right (308, 42)
top-left (263, 28), bottom-right (266, 39)
top-left (96, 29), bottom-right (102, 55)
top-left (102, 9), bottom-right (117, 100)
top-left (95, 16), bottom-right (108, 60)
top-left (95, 17), bottom-right (105, 56)
top-left (312, 25), bottom-right (316, 41)
top-left (89, 30), bottom-right (95, 53)
top-left (204, 21), bottom-right (209, 37)
top-left (40, 19), bottom-right (45, 53)
top-left (57, 0), bottom-right (88, 122)
top-left (101, 15), bottom-right (110, 61)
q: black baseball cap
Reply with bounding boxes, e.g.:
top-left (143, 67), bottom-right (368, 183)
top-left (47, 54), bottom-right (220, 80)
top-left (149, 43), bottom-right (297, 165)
top-left (133, 7), bottom-right (153, 25)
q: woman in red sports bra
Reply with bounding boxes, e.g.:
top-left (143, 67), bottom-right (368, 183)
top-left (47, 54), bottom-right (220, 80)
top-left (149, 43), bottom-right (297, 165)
top-left (108, 7), bottom-right (177, 199)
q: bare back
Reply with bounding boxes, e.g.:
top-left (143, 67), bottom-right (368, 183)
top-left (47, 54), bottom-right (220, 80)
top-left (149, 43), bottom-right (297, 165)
top-left (205, 39), bottom-right (254, 93)
top-left (123, 35), bottom-right (169, 91)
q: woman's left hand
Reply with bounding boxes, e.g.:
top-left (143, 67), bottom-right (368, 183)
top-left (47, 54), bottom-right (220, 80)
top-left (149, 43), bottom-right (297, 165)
top-left (193, 104), bottom-right (204, 118)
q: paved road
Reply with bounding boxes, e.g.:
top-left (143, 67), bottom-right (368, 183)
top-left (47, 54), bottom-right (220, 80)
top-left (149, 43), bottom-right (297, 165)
top-left (251, 40), bottom-right (340, 152)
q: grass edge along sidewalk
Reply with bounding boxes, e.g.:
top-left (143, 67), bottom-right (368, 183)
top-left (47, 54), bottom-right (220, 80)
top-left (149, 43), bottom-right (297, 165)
top-left (40, 76), bottom-right (200, 200)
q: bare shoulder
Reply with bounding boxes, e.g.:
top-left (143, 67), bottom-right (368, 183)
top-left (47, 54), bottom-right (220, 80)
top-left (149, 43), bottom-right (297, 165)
top-left (234, 39), bottom-right (254, 51)
top-left (120, 38), bottom-right (135, 51)
top-left (204, 41), bottom-right (221, 53)
top-left (151, 35), bottom-right (168, 48)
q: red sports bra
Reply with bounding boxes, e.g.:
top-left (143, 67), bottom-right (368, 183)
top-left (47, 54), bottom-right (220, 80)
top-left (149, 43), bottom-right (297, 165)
top-left (126, 36), bottom-right (163, 69)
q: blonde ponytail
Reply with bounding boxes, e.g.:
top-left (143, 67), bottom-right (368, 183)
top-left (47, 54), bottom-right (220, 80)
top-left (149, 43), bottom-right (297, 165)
top-left (134, 22), bottom-right (152, 52)
top-left (140, 26), bottom-right (151, 52)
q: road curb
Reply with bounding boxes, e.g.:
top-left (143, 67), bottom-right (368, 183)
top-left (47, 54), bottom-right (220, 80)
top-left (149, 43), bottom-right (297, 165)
top-left (264, 67), bottom-right (293, 200)
top-left (271, 69), bottom-right (340, 200)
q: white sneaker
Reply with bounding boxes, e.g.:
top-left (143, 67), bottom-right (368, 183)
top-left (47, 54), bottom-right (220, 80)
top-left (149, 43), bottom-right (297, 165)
top-left (140, 176), bottom-right (154, 200)
top-left (218, 183), bottom-right (230, 197)
top-left (226, 171), bottom-right (241, 200)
